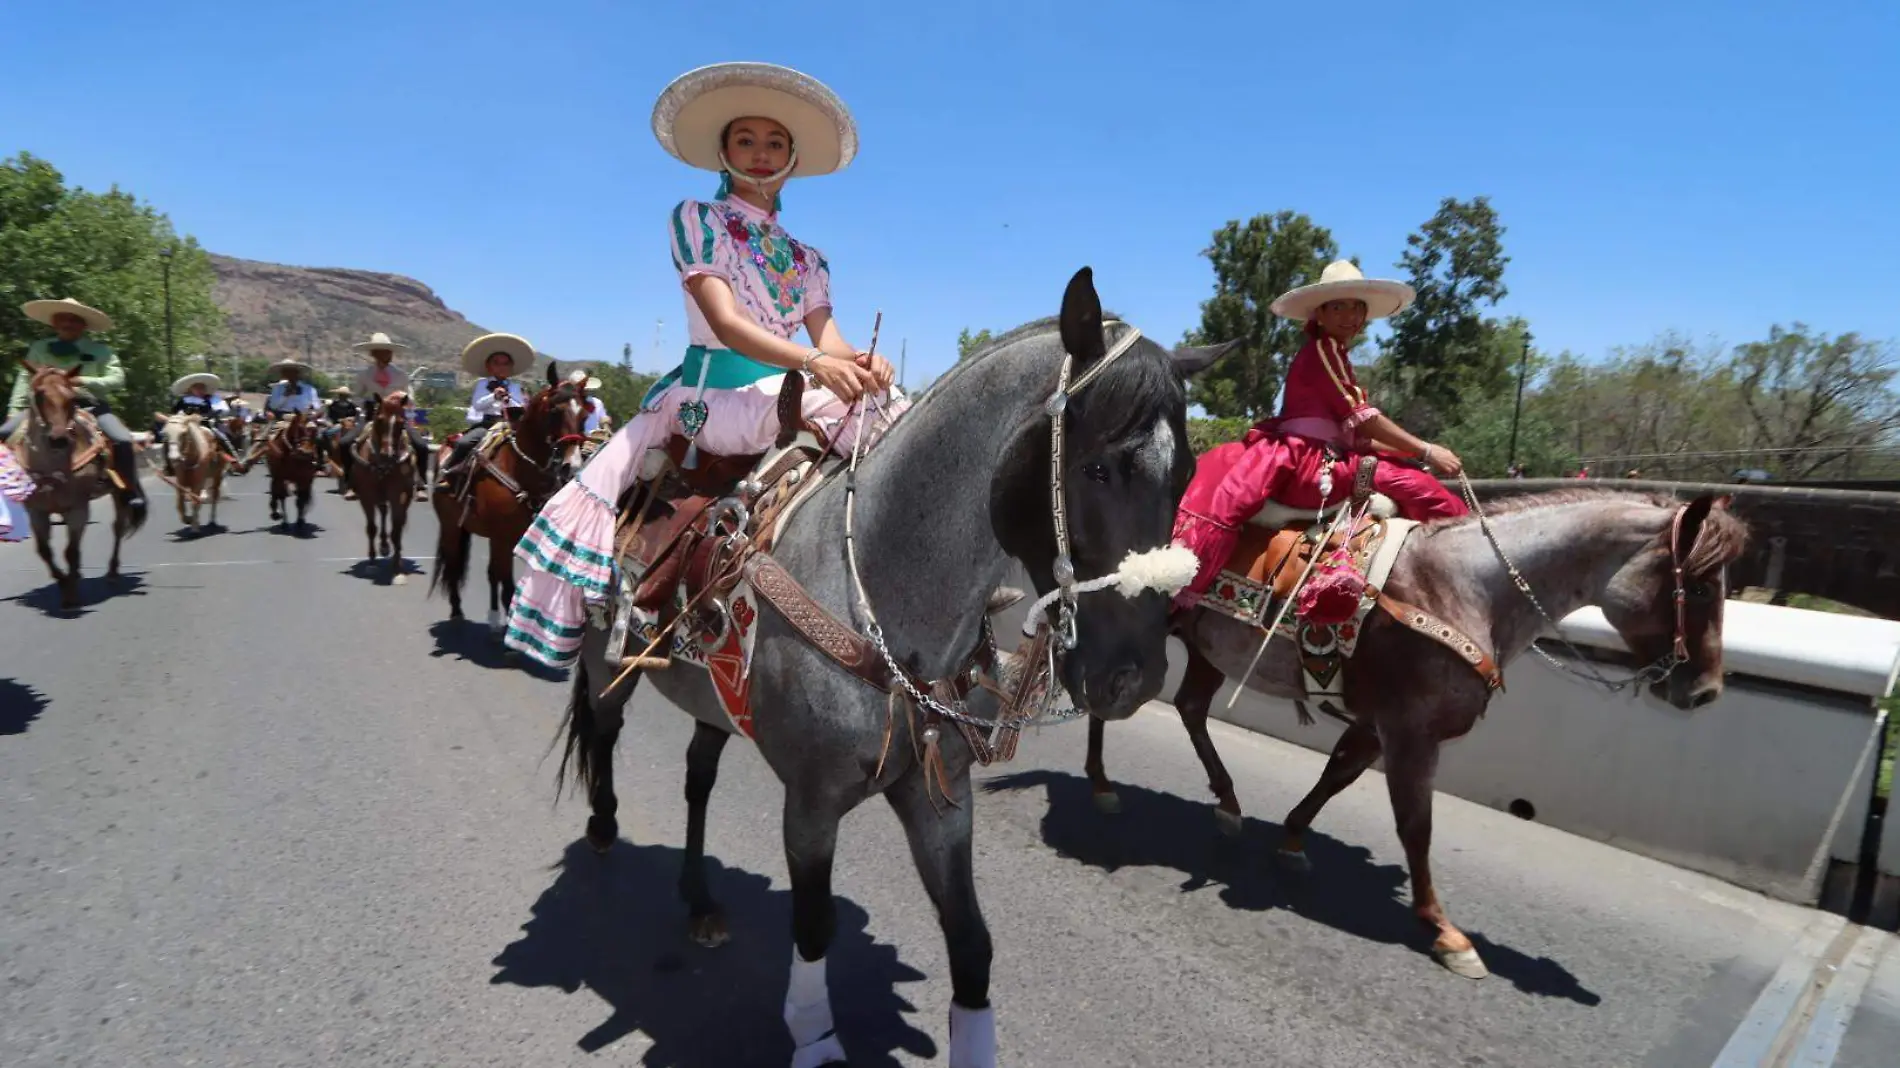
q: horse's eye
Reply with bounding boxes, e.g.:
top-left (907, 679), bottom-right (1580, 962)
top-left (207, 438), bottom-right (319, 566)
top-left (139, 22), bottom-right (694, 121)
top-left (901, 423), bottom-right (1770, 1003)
top-left (1082, 462), bottom-right (1110, 484)
top-left (1686, 581), bottom-right (1714, 601)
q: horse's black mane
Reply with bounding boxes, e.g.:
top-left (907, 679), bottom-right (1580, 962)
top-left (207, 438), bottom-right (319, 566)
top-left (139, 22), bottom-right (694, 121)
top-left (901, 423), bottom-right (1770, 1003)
top-left (916, 309), bottom-right (1182, 449)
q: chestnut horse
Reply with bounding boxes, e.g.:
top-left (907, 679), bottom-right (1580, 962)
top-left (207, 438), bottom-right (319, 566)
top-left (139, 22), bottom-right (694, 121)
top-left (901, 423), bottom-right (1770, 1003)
top-left (263, 411), bottom-right (321, 532)
top-left (163, 413), bottom-right (225, 532)
top-left (429, 361), bottom-right (586, 635)
top-left (1085, 487), bottom-right (1749, 979)
top-left (8, 363), bottom-right (144, 608)
top-left (348, 393), bottom-right (417, 583)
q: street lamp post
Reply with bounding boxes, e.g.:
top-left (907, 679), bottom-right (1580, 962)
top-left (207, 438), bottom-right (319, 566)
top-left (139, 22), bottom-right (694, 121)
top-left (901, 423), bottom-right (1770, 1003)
top-left (158, 246), bottom-right (176, 382)
top-left (1506, 328), bottom-right (1531, 471)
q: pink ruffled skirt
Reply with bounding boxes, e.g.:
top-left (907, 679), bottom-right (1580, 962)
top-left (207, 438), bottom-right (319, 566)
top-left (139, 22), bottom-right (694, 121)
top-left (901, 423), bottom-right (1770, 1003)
top-left (503, 378), bottom-right (909, 667)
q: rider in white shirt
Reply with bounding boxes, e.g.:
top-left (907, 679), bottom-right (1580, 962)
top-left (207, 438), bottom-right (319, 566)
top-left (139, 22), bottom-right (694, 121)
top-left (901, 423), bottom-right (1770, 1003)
top-left (439, 334), bottom-right (532, 481)
top-left (264, 362), bottom-right (322, 417)
top-left (336, 332), bottom-right (432, 499)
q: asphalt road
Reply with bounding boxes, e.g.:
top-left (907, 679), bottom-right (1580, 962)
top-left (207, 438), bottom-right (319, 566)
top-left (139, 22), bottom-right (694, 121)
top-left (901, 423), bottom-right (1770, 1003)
top-left (3, 477), bottom-right (1896, 1067)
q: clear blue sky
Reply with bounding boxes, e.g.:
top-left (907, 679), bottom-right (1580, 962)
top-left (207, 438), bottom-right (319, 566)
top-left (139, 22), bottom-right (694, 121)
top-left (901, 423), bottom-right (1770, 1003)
top-left (9, 0), bottom-right (1897, 387)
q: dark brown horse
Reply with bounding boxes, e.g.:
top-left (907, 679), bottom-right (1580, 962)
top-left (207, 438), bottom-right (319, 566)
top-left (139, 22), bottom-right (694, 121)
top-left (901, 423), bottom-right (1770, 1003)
top-left (263, 411), bottom-right (321, 532)
top-left (429, 362), bottom-right (586, 635)
top-left (348, 393), bottom-right (417, 583)
top-left (1086, 487), bottom-right (1750, 979)
top-left (9, 362), bottom-right (144, 608)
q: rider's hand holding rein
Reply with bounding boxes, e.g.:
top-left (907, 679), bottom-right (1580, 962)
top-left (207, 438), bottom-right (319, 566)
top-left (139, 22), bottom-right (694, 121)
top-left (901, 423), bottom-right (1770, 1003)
top-left (684, 274), bottom-right (879, 401)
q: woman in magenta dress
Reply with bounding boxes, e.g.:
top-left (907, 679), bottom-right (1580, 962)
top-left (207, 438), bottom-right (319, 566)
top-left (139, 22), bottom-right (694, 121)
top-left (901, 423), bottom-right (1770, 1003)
top-left (1171, 260), bottom-right (1469, 609)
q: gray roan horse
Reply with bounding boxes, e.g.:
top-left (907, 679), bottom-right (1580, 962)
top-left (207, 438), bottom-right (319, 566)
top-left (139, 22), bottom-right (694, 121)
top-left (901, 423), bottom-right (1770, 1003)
top-left (557, 268), bottom-right (1235, 1067)
top-left (1087, 487), bottom-right (1750, 979)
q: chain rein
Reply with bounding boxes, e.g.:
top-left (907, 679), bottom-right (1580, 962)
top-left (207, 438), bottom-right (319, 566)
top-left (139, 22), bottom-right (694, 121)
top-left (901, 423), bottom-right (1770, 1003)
top-left (1453, 471), bottom-right (1688, 693)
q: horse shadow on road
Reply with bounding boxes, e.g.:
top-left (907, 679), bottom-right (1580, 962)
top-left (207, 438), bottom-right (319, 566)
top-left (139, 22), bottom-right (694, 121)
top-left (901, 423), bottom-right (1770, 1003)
top-left (0, 679), bottom-right (50, 736)
top-left (339, 557), bottom-right (422, 587)
top-left (3, 572), bottom-right (149, 618)
top-left (491, 838), bottom-right (935, 1066)
top-left (428, 619), bottom-right (569, 683)
top-left (983, 769), bottom-right (1602, 1007)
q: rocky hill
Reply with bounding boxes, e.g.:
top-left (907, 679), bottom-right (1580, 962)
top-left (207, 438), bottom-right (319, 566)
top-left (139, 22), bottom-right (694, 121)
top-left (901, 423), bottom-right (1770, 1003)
top-left (208, 254), bottom-right (548, 382)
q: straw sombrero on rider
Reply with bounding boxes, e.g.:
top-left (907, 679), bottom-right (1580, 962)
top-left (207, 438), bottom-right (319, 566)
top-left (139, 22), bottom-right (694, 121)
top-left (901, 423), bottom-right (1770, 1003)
top-left (352, 331), bottom-right (410, 358)
top-left (266, 358), bottom-right (312, 376)
top-left (330, 385), bottom-right (353, 396)
top-left (171, 372), bottom-right (222, 396)
top-left (22, 296), bottom-right (115, 332)
top-left (461, 332), bottom-right (535, 377)
top-left (651, 61), bottom-right (857, 178)
top-left (1270, 260), bottom-right (1416, 322)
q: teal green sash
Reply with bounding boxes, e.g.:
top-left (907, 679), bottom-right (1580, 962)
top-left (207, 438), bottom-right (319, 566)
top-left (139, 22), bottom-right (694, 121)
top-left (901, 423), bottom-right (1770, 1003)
top-left (640, 345), bottom-right (785, 409)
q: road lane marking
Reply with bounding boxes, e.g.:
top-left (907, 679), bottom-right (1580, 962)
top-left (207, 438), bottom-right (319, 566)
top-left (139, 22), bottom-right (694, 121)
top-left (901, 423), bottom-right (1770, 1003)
top-left (1786, 925), bottom-right (1893, 1067)
top-left (1711, 912), bottom-right (1847, 1067)
top-left (6, 556), bottom-right (434, 572)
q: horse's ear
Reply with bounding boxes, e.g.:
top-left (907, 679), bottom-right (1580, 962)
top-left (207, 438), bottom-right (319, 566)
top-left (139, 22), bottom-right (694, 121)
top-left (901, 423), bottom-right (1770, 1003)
top-left (545, 360), bottom-right (558, 387)
top-left (1674, 493), bottom-right (1717, 555)
top-left (17, 358), bottom-right (36, 374)
top-left (64, 365), bottom-right (83, 379)
top-left (1172, 338), bottom-right (1243, 378)
top-left (1713, 494), bottom-right (1734, 511)
top-left (1058, 266), bottom-right (1107, 368)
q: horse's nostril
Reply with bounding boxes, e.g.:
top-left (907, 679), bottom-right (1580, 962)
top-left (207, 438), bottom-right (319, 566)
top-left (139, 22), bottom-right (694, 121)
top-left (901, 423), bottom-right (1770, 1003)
top-left (1691, 688), bottom-right (1720, 709)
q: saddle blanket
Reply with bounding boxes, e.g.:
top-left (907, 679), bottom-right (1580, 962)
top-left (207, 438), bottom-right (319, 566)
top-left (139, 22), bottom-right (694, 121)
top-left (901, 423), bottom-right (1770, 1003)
top-left (1199, 515), bottom-right (1418, 699)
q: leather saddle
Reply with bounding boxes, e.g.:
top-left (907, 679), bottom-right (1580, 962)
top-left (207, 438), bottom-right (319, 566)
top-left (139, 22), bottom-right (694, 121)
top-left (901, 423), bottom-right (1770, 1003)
top-left (1226, 454), bottom-right (1389, 602)
top-left (612, 370), bottom-right (827, 628)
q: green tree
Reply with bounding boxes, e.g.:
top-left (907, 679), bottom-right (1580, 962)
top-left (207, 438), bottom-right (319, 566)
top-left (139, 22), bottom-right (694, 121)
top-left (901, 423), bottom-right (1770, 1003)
top-left (1377, 196), bottom-right (1511, 433)
top-left (1183, 212), bottom-right (1340, 420)
top-left (956, 327), bottom-right (994, 361)
top-left (0, 152), bottom-right (225, 423)
top-left (574, 362), bottom-right (658, 426)
top-left (1730, 324), bottom-right (1899, 475)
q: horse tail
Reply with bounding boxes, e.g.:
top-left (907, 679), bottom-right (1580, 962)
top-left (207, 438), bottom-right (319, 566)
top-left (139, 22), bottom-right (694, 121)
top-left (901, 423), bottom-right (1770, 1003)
top-left (555, 653), bottom-right (600, 799)
top-left (428, 522), bottom-right (472, 600)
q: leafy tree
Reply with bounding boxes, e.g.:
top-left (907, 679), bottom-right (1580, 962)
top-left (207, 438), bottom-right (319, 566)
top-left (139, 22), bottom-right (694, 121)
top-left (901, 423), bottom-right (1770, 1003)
top-left (1187, 416), bottom-right (1251, 455)
top-left (956, 327), bottom-right (994, 361)
top-left (571, 362), bottom-right (658, 427)
top-left (0, 152), bottom-right (225, 423)
top-left (1730, 324), bottom-right (1899, 475)
top-left (1183, 212), bottom-right (1340, 420)
top-left (1378, 196), bottom-right (1511, 433)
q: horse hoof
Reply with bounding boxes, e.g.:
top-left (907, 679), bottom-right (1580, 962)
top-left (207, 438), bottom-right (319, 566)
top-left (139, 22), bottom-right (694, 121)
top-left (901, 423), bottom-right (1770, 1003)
top-left (1214, 807), bottom-right (1244, 837)
top-left (393, 573), bottom-right (408, 586)
top-left (1092, 790), bottom-right (1122, 815)
top-left (1435, 945), bottom-right (1488, 979)
top-left (585, 816), bottom-right (618, 852)
top-left (688, 912), bottom-right (730, 949)
top-left (1275, 849), bottom-right (1312, 874)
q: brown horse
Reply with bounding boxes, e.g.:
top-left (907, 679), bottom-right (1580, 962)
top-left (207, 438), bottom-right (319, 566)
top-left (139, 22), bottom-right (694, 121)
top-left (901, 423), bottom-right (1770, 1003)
top-left (1085, 487), bottom-right (1750, 979)
top-left (8, 363), bottom-right (144, 608)
top-left (348, 393), bottom-right (417, 583)
top-left (163, 413), bottom-right (225, 532)
top-left (263, 411), bottom-right (321, 532)
top-left (429, 361), bottom-right (586, 635)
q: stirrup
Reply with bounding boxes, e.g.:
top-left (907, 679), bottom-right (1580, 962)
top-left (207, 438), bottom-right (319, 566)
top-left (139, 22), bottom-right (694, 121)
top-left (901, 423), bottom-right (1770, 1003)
top-left (986, 586), bottom-right (1027, 615)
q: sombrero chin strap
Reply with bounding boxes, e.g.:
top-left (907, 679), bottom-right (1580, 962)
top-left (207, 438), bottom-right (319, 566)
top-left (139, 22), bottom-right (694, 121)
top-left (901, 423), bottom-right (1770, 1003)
top-left (717, 149), bottom-right (798, 204)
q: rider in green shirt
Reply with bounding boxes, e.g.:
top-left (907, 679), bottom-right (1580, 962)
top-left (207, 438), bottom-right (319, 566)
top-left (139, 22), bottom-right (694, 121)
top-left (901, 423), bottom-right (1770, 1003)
top-left (3, 297), bottom-right (150, 520)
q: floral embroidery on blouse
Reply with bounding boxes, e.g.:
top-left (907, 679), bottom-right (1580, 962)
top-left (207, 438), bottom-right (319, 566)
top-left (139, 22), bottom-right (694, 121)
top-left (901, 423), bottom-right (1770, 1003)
top-left (671, 196), bottom-right (831, 345)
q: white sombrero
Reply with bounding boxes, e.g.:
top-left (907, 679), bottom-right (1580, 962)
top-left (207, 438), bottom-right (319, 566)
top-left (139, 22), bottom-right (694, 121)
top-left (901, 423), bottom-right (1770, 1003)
top-left (330, 385), bottom-right (353, 395)
top-left (267, 358), bottom-right (312, 376)
top-left (1270, 260), bottom-right (1416, 322)
top-left (566, 369), bottom-right (603, 391)
top-left (171, 372), bottom-right (222, 396)
top-left (462, 332), bottom-right (535, 377)
top-left (352, 331), bottom-right (410, 357)
top-left (652, 62), bottom-right (857, 178)
top-left (22, 297), bottom-right (114, 332)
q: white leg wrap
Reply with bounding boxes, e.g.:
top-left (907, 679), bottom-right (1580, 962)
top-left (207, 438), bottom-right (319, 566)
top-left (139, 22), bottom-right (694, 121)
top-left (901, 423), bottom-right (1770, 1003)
top-left (785, 952), bottom-right (846, 1067)
top-left (948, 1002), bottom-right (997, 1068)
top-left (487, 608), bottom-right (503, 632)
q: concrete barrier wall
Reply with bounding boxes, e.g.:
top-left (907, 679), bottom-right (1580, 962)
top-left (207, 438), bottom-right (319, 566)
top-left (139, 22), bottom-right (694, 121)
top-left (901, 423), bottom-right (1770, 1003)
top-left (1136, 598), bottom-right (1900, 907)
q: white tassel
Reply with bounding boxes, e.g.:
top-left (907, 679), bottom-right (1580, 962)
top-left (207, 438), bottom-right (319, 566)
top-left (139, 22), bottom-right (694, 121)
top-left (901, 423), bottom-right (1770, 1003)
top-left (1020, 543), bottom-right (1202, 636)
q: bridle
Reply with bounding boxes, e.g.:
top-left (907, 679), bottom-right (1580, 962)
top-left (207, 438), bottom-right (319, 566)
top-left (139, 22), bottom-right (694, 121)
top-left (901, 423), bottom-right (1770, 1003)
top-left (839, 320), bottom-right (1192, 737)
top-left (1455, 472), bottom-right (1696, 693)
